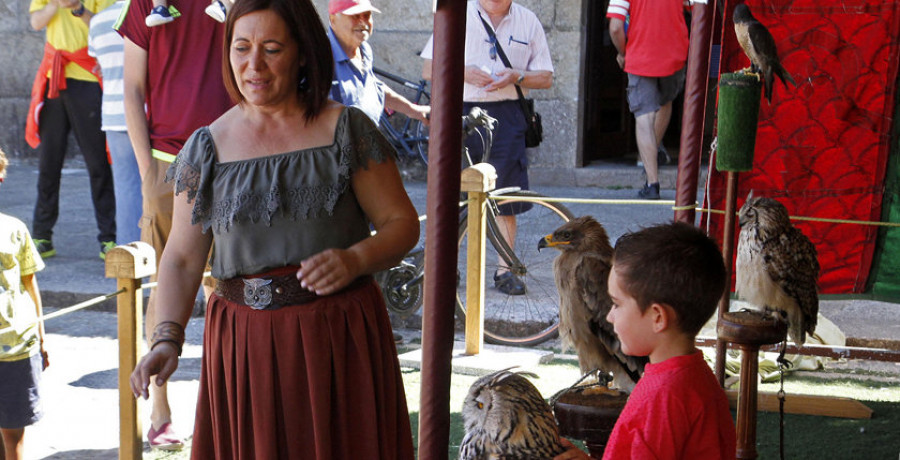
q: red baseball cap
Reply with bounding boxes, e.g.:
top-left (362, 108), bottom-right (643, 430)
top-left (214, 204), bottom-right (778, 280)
top-left (328, 0), bottom-right (381, 15)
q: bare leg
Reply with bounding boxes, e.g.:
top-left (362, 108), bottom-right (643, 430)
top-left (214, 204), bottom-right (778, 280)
top-left (151, 0), bottom-right (166, 8)
top-left (635, 111), bottom-right (659, 184)
top-left (1, 427), bottom-right (25, 460)
top-left (654, 101), bottom-right (673, 149)
top-left (494, 214), bottom-right (517, 275)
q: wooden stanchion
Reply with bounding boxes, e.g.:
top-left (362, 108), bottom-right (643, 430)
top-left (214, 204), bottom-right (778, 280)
top-left (105, 242), bottom-right (156, 460)
top-left (718, 311), bottom-right (787, 460)
top-left (460, 163), bottom-right (496, 355)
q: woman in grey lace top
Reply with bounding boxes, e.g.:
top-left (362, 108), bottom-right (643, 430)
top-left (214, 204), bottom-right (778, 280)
top-left (128, 0), bottom-right (419, 457)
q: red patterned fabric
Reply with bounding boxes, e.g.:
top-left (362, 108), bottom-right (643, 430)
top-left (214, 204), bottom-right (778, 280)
top-left (703, 0), bottom-right (900, 293)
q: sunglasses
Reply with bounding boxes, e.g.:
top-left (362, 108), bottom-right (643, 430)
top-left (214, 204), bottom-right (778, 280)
top-left (485, 35), bottom-right (497, 61)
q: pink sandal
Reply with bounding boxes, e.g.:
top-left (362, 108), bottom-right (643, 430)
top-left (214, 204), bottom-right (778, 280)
top-left (148, 422), bottom-right (184, 451)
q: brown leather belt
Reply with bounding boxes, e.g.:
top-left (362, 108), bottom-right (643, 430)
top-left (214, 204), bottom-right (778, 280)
top-left (216, 272), bottom-right (371, 311)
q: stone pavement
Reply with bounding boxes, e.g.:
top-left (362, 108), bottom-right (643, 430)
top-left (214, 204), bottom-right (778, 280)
top-left (1, 157), bottom-right (898, 458)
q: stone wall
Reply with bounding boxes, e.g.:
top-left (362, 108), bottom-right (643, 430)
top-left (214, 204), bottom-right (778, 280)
top-left (2, 0), bottom-right (582, 172)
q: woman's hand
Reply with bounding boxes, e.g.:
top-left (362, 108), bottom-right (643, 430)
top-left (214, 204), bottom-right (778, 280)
top-left (296, 248), bottom-right (361, 295)
top-left (130, 343), bottom-right (180, 400)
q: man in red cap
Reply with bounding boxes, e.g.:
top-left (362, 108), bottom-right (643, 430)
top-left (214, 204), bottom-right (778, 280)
top-left (327, 0), bottom-right (429, 125)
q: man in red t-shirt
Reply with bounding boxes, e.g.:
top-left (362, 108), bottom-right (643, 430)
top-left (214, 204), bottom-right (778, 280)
top-left (117, 0), bottom-right (233, 450)
top-left (608, 0), bottom-right (689, 200)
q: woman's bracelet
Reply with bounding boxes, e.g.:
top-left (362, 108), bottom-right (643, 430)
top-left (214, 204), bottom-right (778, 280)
top-left (150, 321), bottom-right (185, 357)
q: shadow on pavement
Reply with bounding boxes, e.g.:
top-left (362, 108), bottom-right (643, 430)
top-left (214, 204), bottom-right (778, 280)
top-left (69, 358), bottom-right (202, 390)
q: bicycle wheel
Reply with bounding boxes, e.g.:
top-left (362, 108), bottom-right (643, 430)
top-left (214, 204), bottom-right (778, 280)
top-left (456, 190), bottom-right (573, 346)
top-left (412, 119), bottom-right (429, 165)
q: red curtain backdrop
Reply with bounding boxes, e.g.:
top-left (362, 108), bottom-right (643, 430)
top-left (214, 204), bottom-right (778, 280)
top-left (702, 0), bottom-right (900, 294)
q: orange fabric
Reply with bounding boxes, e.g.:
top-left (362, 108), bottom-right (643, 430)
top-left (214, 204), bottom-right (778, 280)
top-left (25, 42), bottom-right (101, 149)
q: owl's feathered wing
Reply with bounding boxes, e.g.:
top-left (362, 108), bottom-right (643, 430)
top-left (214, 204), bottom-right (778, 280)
top-left (736, 197), bottom-right (820, 346)
top-left (763, 226), bottom-right (819, 345)
top-left (459, 369), bottom-right (567, 459)
top-left (540, 216), bottom-right (647, 391)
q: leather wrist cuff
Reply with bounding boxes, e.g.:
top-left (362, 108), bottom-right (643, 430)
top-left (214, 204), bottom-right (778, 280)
top-left (150, 321), bottom-right (185, 356)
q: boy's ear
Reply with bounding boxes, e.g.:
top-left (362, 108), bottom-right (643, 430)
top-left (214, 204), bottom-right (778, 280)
top-left (648, 302), bottom-right (672, 333)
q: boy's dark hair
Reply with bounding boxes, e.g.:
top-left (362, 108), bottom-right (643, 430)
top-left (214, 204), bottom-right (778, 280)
top-left (613, 222), bottom-right (726, 337)
top-left (0, 147), bottom-right (7, 180)
top-left (222, 0), bottom-right (334, 122)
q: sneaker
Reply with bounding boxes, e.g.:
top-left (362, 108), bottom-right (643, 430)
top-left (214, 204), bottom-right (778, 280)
top-left (637, 182), bottom-right (660, 200)
top-left (99, 241), bottom-right (116, 261)
top-left (204, 0), bottom-right (227, 22)
top-left (493, 271), bottom-right (526, 296)
top-left (148, 422), bottom-right (184, 451)
top-left (145, 5), bottom-right (175, 27)
top-left (33, 239), bottom-right (56, 259)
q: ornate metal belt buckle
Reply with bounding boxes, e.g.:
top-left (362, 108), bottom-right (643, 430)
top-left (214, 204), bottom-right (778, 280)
top-left (243, 278), bottom-right (273, 310)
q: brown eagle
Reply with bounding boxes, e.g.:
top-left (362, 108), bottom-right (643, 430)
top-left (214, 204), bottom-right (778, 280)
top-left (538, 216), bottom-right (647, 391)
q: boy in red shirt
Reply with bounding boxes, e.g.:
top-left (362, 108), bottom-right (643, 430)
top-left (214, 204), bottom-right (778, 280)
top-left (556, 222), bottom-right (736, 460)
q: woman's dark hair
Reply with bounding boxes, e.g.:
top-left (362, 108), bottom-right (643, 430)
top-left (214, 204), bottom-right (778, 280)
top-left (222, 0), bottom-right (334, 121)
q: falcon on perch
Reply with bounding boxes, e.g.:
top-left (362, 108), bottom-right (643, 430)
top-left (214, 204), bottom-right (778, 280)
top-left (538, 216), bottom-right (647, 391)
top-left (733, 3), bottom-right (796, 103)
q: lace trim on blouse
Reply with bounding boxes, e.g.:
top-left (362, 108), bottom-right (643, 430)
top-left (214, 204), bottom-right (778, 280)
top-left (166, 107), bottom-right (394, 233)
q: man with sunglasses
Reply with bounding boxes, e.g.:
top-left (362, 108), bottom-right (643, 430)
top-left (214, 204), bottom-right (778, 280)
top-left (420, 0), bottom-right (553, 296)
top-left (327, 0), bottom-right (430, 126)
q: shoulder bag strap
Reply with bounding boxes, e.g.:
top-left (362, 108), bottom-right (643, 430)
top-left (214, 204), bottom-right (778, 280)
top-left (477, 12), bottom-right (530, 107)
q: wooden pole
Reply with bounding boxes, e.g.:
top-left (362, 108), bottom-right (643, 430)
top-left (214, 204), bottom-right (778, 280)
top-left (460, 163), bottom-right (497, 355)
top-left (418, 0), bottom-right (466, 457)
top-left (735, 344), bottom-right (760, 460)
top-left (105, 242), bottom-right (156, 460)
top-left (716, 171), bottom-right (738, 385)
top-left (718, 310), bottom-right (787, 460)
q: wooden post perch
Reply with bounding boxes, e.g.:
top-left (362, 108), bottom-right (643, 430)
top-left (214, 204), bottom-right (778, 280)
top-left (460, 163), bottom-right (497, 355)
top-left (105, 242), bottom-right (156, 460)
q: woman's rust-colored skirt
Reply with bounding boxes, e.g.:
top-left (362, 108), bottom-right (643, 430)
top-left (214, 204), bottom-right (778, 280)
top-left (190, 276), bottom-right (414, 459)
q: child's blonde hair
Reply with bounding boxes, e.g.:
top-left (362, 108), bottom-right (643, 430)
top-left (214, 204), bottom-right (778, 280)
top-left (0, 147), bottom-right (7, 180)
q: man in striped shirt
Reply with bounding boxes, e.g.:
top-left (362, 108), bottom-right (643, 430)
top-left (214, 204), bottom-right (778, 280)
top-left (88, 0), bottom-right (143, 247)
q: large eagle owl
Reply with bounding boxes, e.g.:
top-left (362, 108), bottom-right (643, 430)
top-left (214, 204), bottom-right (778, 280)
top-left (736, 196), bottom-right (820, 346)
top-left (459, 368), bottom-right (567, 460)
top-left (538, 216), bottom-right (647, 391)
top-left (733, 4), bottom-right (796, 103)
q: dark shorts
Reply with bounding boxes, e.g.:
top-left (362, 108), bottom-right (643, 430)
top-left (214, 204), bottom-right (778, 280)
top-left (462, 100), bottom-right (532, 215)
top-left (0, 353), bottom-right (43, 429)
top-left (626, 68), bottom-right (687, 117)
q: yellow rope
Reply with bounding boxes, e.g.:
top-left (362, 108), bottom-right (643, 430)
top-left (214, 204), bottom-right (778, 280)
top-left (490, 196), bottom-right (678, 206)
top-left (481, 194), bottom-right (900, 228)
top-left (0, 288), bottom-right (126, 336)
top-left (0, 271), bottom-right (213, 335)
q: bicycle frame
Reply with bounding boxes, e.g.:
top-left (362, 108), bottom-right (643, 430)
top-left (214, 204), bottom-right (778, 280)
top-left (374, 67), bottom-right (430, 162)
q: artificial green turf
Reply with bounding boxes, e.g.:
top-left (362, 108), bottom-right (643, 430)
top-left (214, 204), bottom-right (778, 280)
top-left (145, 357), bottom-right (900, 459)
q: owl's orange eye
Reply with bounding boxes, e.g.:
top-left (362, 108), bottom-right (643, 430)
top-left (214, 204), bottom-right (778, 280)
top-left (477, 402), bottom-right (484, 409)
